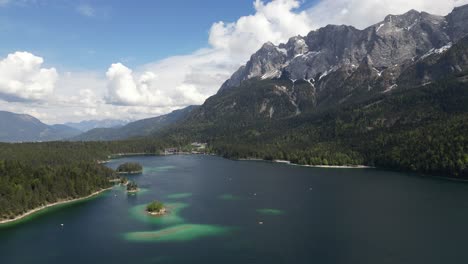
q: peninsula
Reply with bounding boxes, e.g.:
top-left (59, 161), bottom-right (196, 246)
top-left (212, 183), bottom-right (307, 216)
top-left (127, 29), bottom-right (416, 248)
top-left (117, 162), bottom-right (143, 175)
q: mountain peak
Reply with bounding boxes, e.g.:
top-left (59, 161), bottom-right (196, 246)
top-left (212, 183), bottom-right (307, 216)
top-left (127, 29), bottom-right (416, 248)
top-left (0, 111), bottom-right (80, 142)
top-left (219, 7), bottom-right (466, 92)
top-left (383, 9), bottom-right (421, 24)
top-left (261, 41), bottom-right (276, 49)
top-left (452, 4), bottom-right (468, 12)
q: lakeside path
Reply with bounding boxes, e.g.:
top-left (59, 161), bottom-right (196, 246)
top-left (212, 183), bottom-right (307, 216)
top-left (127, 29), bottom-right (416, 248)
top-left (0, 187), bottom-right (112, 225)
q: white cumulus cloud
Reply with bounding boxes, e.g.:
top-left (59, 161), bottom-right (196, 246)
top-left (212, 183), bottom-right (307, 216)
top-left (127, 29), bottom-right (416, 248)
top-left (105, 63), bottom-right (173, 106)
top-left (105, 0), bottom-right (315, 107)
top-left (105, 0), bottom-right (468, 109)
top-left (209, 0), bottom-right (313, 58)
top-left (0, 51), bottom-right (58, 102)
top-left (4, 0), bottom-right (468, 123)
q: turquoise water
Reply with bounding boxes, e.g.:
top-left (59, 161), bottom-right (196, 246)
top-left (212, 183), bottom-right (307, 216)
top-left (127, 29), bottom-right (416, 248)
top-left (1, 155), bottom-right (468, 263)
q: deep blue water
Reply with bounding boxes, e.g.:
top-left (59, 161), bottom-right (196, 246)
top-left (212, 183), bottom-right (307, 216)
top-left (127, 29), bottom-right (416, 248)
top-left (1, 155), bottom-right (468, 264)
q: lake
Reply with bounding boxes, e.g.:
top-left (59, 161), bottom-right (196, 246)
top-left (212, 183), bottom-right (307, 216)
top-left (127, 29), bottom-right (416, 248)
top-left (1, 155), bottom-right (468, 264)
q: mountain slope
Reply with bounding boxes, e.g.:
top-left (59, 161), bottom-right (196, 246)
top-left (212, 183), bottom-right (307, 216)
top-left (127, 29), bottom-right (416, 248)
top-left (64, 119), bottom-right (129, 132)
top-left (218, 6), bottom-right (468, 107)
top-left (0, 111), bottom-right (81, 142)
top-left (163, 71), bottom-right (468, 177)
top-left (181, 6), bottom-right (468, 125)
top-left (73, 106), bottom-right (198, 141)
top-left (154, 7), bottom-right (468, 178)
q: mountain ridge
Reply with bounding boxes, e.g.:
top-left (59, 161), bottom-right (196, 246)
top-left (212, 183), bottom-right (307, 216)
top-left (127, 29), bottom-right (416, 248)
top-left (0, 111), bottom-right (81, 142)
top-left (151, 6), bottom-right (468, 178)
top-left (72, 105), bottom-right (198, 141)
top-left (64, 119), bottom-right (129, 132)
top-left (219, 5), bottom-right (468, 96)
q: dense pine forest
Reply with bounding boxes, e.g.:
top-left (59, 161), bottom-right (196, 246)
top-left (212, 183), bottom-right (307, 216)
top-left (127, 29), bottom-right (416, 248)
top-left (162, 77), bottom-right (468, 178)
top-left (0, 140), bottom-right (167, 221)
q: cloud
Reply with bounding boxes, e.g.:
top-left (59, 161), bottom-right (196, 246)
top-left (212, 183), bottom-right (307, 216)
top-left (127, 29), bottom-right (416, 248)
top-left (105, 0), bottom-right (316, 107)
top-left (105, 63), bottom-right (173, 106)
top-left (5, 0), bottom-right (468, 123)
top-left (209, 0), bottom-right (313, 58)
top-left (104, 0), bottom-right (468, 109)
top-left (77, 4), bottom-right (95, 17)
top-left (0, 51), bottom-right (58, 102)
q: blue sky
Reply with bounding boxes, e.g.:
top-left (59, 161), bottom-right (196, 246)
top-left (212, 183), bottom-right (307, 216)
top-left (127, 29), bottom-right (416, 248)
top-left (0, 0), bottom-right (464, 123)
top-left (0, 0), bottom-right (316, 70)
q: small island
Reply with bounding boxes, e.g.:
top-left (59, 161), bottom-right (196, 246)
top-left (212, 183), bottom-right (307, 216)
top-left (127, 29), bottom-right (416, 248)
top-left (146, 200), bottom-right (167, 216)
top-left (117, 162), bottom-right (143, 175)
top-left (120, 177), bottom-right (129, 185)
top-left (126, 181), bottom-right (139, 193)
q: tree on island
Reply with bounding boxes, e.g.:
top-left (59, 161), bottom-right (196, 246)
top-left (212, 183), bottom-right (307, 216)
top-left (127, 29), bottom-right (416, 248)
top-left (146, 200), bottom-right (165, 213)
top-left (117, 162), bottom-right (143, 174)
top-left (127, 181), bottom-right (138, 192)
top-left (120, 177), bottom-right (128, 185)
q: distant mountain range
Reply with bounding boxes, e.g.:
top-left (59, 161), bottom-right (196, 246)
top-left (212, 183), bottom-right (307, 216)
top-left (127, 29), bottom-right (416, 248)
top-left (71, 106), bottom-right (198, 141)
top-left (64, 119), bottom-right (129, 132)
top-left (0, 111), bottom-right (81, 142)
top-left (0, 106), bottom-right (198, 143)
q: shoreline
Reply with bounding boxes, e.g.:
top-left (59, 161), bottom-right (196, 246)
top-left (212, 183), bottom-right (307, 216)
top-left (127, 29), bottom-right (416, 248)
top-left (109, 153), bottom-right (373, 169)
top-left (127, 188), bottom-right (140, 193)
top-left (239, 158), bottom-right (373, 169)
top-left (0, 187), bottom-right (112, 225)
top-left (117, 171), bottom-right (143, 175)
top-left (290, 163), bottom-right (373, 169)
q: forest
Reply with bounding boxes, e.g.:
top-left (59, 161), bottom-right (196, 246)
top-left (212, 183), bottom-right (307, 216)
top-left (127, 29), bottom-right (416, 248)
top-left (162, 77), bottom-right (468, 177)
top-left (0, 140), bottom-right (166, 220)
top-left (117, 162), bottom-right (143, 173)
top-left (0, 75), bottom-right (467, 221)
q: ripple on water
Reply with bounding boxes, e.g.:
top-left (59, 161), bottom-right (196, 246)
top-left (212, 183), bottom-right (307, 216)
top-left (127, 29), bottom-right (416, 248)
top-left (256, 208), bottom-right (285, 215)
top-left (167, 193), bottom-right (192, 199)
top-left (129, 202), bottom-right (188, 226)
top-left (123, 224), bottom-right (232, 242)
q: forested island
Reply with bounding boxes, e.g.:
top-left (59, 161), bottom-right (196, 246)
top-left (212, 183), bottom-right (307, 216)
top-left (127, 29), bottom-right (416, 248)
top-left (117, 162), bottom-right (143, 174)
top-left (146, 200), bottom-right (166, 215)
top-left (120, 177), bottom-right (128, 185)
top-left (126, 181), bottom-right (139, 193)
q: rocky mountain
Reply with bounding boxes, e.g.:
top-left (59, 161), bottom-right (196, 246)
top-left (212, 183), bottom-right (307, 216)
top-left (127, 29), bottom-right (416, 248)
top-left (64, 119), bottom-right (129, 132)
top-left (0, 111), bottom-right (81, 142)
top-left (72, 105), bottom-right (198, 141)
top-left (217, 5), bottom-right (468, 111)
top-left (158, 6), bottom-right (468, 178)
